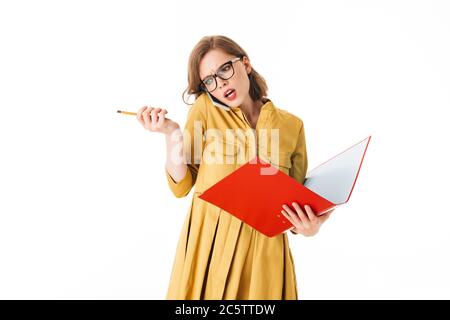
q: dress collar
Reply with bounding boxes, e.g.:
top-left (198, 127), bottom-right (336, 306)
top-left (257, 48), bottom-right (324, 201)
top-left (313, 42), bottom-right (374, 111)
top-left (228, 98), bottom-right (274, 112)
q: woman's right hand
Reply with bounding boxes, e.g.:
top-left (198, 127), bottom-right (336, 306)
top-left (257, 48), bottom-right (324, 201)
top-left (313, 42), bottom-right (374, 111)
top-left (136, 106), bottom-right (180, 136)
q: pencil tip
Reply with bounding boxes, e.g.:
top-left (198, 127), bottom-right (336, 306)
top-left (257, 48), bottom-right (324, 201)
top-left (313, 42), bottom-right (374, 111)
top-left (117, 110), bottom-right (121, 113)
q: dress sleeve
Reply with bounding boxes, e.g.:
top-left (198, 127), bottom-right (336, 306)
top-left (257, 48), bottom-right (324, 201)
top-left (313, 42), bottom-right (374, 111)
top-left (289, 121), bottom-right (308, 185)
top-left (165, 95), bottom-right (206, 198)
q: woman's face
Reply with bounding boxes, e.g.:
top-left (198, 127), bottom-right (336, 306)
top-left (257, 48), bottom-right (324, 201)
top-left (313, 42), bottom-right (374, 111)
top-left (199, 49), bottom-right (252, 108)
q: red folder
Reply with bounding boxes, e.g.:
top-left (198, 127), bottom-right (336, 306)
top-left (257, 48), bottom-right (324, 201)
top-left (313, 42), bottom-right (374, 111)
top-left (198, 136), bottom-right (371, 237)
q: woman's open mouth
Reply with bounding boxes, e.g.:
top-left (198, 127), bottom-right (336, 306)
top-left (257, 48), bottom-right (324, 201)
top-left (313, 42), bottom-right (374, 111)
top-left (224, 89), bottom-right (236, 101)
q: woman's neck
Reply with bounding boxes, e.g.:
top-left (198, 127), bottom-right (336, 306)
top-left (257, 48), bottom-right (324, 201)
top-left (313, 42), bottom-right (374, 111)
top-left (240, 96), bottom-right (264, 128)
top-left (240, 96), bottom-right (263, 119)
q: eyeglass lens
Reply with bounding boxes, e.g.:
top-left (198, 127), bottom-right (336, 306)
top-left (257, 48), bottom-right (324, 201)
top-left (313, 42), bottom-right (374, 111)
top-left (202, 62), bottom-right (234, 92)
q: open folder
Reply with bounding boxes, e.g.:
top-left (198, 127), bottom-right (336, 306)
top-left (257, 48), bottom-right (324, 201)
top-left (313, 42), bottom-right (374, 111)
top-left (198, 136), bottom-right (371, 238)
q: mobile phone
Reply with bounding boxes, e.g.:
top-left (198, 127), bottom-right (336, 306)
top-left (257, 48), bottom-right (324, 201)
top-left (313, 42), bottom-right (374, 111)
top-left (205, 90), bottom-right (232, 110)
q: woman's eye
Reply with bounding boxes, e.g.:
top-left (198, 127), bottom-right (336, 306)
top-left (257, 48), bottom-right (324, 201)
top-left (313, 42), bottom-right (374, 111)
top-left (220, 65), bottom-right (231, 72)
top-left (204, 78), bottom-right (213, 85)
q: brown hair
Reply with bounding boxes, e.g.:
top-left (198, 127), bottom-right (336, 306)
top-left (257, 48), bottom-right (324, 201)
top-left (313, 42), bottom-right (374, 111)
top-left (182, 35), bottom-right (268, 105)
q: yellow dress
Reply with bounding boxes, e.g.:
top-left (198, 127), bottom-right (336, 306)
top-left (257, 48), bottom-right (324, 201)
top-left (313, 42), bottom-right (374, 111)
top-left (164, 92), bottom-right (308, 300)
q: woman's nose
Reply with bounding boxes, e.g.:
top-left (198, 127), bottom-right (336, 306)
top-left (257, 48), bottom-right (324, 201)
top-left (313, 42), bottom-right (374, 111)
top-left (218, 79), bottom-right (228, 89)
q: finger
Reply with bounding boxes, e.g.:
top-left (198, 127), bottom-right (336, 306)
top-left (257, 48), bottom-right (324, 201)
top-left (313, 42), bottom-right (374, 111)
top-left (319, 212), bottom-right (331, 222)
top-left (151, 108), bottom-right (161, 127)
top-left (281, 210), bottom-right (297, 228)
top-left (319, 209), bottom-right (334, 222)
top-left (136, 106), bottom-right (147, 124)
top-left (156, 109), bottom-right (168, 128)
top-left (142, 107), bottom-right (154, 128)
top-left (281, 205), bottom-right (303, 227)
top-left (303, 204), bottom-right (319, 224)
top-left (290, 202), bottom-right (310, 225)
top-left (136, 105), bottom-right (147, 117)
top-left (282, 211), bottom-right (305, 233)
top-left (286, 205), bottom-right (305, 224)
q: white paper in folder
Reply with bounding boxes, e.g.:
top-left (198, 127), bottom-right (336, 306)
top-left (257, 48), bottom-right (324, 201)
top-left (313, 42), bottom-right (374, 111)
top-left (303, 136), bottom-right (371, 206)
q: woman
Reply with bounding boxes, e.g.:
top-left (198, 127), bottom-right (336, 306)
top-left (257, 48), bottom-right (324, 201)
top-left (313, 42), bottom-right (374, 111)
top-left (136, 35), bottom-right (334, 299)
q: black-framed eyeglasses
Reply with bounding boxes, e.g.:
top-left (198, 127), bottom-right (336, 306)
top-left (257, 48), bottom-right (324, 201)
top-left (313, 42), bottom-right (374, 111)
top-left (200, 56), bottom-right (243, 93)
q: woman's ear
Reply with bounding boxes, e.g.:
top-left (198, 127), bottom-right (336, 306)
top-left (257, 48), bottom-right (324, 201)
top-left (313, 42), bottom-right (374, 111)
top-left (242, 56), bottom-right (252, 74)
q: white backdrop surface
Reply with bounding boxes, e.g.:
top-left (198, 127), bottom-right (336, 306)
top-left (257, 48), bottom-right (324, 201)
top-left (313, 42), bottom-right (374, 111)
top-left (0, 0), bottom-right (449, 299)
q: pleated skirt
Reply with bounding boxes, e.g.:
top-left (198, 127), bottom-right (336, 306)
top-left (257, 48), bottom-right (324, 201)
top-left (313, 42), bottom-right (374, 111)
top-left (166, 192), bottom-right (298, 300)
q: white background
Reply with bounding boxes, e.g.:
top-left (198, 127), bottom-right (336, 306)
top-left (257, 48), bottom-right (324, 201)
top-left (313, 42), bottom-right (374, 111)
top-left (0, 0), bottom-right (449, 299)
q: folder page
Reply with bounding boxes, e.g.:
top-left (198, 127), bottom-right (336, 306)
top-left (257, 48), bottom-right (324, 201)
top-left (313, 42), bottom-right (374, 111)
top-left (304, 136), bottom-right (371, 205)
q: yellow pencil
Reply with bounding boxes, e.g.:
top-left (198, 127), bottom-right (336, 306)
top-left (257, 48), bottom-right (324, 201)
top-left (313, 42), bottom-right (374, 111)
top-left (117, 110), bottom-right (137, 116)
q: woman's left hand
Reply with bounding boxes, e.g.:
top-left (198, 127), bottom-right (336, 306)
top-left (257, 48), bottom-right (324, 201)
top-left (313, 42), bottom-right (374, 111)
top-left (281, 203), bottom-right (334, 237)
